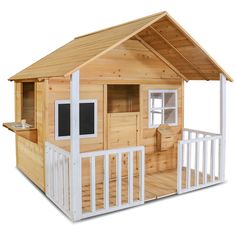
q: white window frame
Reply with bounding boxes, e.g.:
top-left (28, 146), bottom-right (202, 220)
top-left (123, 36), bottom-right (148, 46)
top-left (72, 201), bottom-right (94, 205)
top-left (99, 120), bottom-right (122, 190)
top-left (148, 89), bottom-right (178, 128)
top-left (55, 99), bottom-right (97, 140)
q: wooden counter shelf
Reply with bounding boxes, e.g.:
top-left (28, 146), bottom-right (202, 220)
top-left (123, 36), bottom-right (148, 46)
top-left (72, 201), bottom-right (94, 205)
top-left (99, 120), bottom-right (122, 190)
top-left (3, 122), bottom-right (38, 143)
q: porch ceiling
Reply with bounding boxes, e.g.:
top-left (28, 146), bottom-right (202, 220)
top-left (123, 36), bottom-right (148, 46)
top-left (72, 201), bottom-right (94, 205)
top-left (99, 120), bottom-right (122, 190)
top-left (136, 15), bottom-right (233, 82)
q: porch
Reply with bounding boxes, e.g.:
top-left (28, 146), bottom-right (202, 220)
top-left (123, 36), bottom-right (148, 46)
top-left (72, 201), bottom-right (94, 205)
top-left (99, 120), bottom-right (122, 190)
top-left (45, 127), bottom-right (223, 219)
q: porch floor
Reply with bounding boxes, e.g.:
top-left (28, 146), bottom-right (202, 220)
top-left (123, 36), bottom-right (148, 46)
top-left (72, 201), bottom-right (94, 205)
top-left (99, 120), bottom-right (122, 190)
top-left (82, 168), bottom-right (210, 212)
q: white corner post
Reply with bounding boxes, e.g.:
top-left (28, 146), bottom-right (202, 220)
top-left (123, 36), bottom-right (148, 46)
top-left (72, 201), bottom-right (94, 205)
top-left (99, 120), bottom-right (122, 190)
top-left (220, 73), bottom-right (226, 182)
top-left (70, 70), bottom-right (81, 221)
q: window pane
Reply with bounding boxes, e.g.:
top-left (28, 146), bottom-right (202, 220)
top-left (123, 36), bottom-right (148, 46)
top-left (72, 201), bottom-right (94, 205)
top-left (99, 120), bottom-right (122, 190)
top-left (151, 93), bottom-right (162, 109)
top-left (58, 103), bottom-right (70, 136)
top-left (164, 92), bottom-right (176, 107)
top-left (151, 110), bottom-right (162, 126)
top-left (80, 103), bottom-right (95, 135)
top-left (57, 102), bottom-right (95, 137)
top-left (164, 109), bottom-right (176, 124)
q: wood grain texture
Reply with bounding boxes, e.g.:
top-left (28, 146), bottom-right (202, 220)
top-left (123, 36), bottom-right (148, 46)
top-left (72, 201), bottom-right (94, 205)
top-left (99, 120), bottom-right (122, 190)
top-left (15, 81), bottom-right (45, 191)
top-left (9, 12), bottom-right (166, 81)
top-left (9, 12), bottom-right (232, 82)
top-left (81, 167), bottom-right (213, 212)
top-left (140, 80), bottom-right (184, 174)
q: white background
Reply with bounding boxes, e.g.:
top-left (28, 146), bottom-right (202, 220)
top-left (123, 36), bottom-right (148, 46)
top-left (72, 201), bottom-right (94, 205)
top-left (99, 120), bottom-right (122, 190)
top-left (0, 0), bottom-right (235, 235)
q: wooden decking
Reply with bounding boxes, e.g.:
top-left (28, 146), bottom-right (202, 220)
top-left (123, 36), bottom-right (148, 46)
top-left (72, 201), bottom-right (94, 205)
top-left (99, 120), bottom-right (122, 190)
top-left (82, 168), bottom-right (216, 212)
top-left (82, 169), bottom-right (178, 212)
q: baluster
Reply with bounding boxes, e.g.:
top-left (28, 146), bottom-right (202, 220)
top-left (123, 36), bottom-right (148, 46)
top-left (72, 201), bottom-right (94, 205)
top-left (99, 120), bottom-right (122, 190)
top-left (186, 142), bottom-right (191, 189)
top-left (177, 142), bottom-right (183, 193)
top-left (210, 140), bottom-right (216, 182)
top-left (128, 151), bottom-right (134, 204)
top-left (139, 148), bottom-right (145, 202)
top-left (203, 139), bottom-right (208, 185)
top-left (195, 138), bottom-right (200, 187)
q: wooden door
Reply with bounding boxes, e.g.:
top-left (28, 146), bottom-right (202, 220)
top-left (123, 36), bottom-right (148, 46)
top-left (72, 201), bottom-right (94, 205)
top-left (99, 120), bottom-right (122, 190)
top-left (107, 112), bottom-right (140, 180)
top-left (107, 112), bottom-right (139, 149)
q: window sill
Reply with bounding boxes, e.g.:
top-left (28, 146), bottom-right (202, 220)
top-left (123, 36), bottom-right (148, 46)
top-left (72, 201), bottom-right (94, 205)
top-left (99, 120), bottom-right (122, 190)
top-left (3, 122), bottom-right (38, 144)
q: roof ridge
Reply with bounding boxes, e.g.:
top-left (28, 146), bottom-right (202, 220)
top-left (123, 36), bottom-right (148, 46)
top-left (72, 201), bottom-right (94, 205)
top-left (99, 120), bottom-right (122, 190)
top-left (74, 11), bottom-right (167, 40)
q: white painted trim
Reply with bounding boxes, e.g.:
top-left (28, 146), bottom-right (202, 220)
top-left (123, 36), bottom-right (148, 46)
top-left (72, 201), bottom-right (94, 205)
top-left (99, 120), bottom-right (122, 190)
top-left (179, 180), bottom-right (223, 194)
top-left (54, 99), bottom-right (98, 140)
top-left (220, 73), bottom-right (226, 182)
top-left (148, 89), bottom-right (178, 128)
top-left (81, 200), bottom-right (143, 219)
top-left (80, 145), bottom-right (145, 218)
top-left (177, 128), bottom-right (223, 195)
top-left (70, 70), bottom-right (81, 221)
top-left (80, 145), bottom-right (145, 158)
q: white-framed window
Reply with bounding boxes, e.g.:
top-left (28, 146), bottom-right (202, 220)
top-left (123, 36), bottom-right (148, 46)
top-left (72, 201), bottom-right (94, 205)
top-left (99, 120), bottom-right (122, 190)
top-left (148, 90), bottom-right (178, 128)
top-left (55, 99), bottom-right (97, 140)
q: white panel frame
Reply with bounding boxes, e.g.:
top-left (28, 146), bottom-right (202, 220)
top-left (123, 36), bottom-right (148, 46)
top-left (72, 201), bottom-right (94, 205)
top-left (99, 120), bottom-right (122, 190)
top-left (177, 128), bottom-right (223, 194)
top-left (54, 99), bottom-right (98, 140)
top-left (220, 73), bottom-right (226, 182)
top-left (148, 89), bottom-right (178, 128)
top-left (70, 70), bottom-right (81, 221)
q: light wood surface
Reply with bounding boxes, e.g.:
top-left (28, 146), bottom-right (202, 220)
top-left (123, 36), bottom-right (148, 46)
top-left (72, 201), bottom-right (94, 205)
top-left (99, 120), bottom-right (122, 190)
top-left (9, 12), bottom-right (232, 82)
top-left (81, 168), bottom-right (214, 212)
top-left (15, 81), bottom-right (45, 191)
top-left (9, 12), bottom-right (166, 81)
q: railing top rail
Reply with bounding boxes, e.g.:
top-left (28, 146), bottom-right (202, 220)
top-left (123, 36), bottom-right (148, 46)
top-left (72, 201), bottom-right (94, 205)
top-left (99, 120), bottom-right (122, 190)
top-left (80, 146), bottom-right (145, 158)
top-left (179, 135), bottom-right (222, 145)
top-left (183, 128), bottom-right (220, 136)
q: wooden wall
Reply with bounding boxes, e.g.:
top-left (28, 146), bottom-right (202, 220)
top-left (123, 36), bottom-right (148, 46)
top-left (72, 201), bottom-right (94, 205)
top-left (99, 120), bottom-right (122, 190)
top-left (15, 81), bottom-right (45, 191)
top-left (140, 82), bottom-right (183, 174)
top-left (80, 39), bottom-right (184, 175)
top-left (14, 38), bottom-right (184, 191)
top-left (45, 79), bottom-right (104, 153)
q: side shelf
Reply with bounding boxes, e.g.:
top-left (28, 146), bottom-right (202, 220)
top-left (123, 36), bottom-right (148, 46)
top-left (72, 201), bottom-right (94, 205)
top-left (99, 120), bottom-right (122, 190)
top-left (3, 122), bottom-right (38, 143)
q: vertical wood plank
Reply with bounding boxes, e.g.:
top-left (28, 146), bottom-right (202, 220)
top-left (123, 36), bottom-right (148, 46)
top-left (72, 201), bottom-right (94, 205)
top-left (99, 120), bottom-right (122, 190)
top-left (90, 156), bottom-right (96, 212)
top-left (103, 85), bottom-right (108, 149)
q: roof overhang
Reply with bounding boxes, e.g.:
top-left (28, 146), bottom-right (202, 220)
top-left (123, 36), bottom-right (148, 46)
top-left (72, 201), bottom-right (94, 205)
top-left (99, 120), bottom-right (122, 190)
top-left (9, 11), bottom-right (233, 82)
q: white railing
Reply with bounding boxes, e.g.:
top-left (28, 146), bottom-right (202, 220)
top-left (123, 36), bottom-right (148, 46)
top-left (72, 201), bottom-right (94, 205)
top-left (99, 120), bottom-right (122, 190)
top-left (80, 146), bottom-right (145, 219)
top-left (177, 128), bottom-right (223, 194)
top-left (45, 142), bottom-right (71, 217)
top-left (45, 142), bottom-right (145, 220)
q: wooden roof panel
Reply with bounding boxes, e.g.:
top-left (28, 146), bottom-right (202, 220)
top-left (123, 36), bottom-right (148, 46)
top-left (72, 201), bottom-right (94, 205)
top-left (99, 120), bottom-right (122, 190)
top-left (9, 11), bottom-right (233, 82)
top-left (9, 12), bottom-right (166, 81)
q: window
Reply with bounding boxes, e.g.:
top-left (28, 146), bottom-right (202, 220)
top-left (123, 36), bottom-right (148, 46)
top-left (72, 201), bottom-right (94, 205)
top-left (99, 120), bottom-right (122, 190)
top-left (148, 90), bottom-right (177, 128)
top-left (22, 82), bottom-right (35, 126)
top-left (55, 99), bottom-right (97, 140)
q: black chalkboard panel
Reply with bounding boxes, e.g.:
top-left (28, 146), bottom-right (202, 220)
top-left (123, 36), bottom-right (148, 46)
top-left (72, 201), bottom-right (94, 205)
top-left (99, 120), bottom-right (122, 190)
top-left (57, 102), bottom-right (95, 137)
top-left (80, 103), bottom-right (95, 135)
top-left (58, 103), bottom-right (70, 137)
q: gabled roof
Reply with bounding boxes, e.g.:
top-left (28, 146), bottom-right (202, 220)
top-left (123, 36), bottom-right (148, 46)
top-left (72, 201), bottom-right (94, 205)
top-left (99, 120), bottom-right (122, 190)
top-left (9, 11), bottom-right (233, 82)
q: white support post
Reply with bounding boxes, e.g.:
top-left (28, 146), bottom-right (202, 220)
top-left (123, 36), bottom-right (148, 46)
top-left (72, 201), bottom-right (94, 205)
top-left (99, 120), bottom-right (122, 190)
top-left (69, 70), bottom-right (81, 221)
top-left (220, 73), bottom-right (226, 182)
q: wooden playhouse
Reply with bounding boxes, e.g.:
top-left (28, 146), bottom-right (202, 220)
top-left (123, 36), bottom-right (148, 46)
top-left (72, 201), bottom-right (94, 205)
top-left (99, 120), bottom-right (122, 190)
top-left (3, 11), bottom-right (232, 221)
